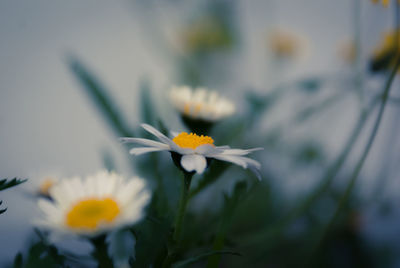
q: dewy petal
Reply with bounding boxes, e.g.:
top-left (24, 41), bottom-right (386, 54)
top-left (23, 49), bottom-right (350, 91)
top-left (129, 147), bottom-right (169, 155)
top-left (181, 154), bottom-right (207, 174)
top-left (120, 137), bottom-right (169, 149)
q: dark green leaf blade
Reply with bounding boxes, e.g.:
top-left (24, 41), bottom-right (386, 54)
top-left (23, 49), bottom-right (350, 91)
top-left (0, 178), bottom-right (27, 191)
top-left (67, 56), bottom-right (134, 137)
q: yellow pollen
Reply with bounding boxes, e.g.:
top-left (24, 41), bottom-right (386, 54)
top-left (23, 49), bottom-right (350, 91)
top-left (172, 132), bottom-right (214, 149)
top-left (65, 197), bottom-right (120, 230)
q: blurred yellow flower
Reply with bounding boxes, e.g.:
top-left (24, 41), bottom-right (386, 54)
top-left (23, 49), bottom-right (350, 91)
top-left (370, 30), bottom-right (400, 72)
top-left (181, 16), bottom-right (233, 53)
top-left (338, 39), bottom-right (357, 64)
top-left (371, 0), bottom-right (400, 7)
top-left (268, 29), bottom-right (308, 60)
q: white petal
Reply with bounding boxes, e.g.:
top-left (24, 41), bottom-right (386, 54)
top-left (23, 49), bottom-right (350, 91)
top-left (141, 124), bottom-right (173, 145)
top-left (170, 144), bottom-right (194, 155)
top-left (210, 154), bottom-right (248, 169)
top-left (220, 147), bottom-right (264, 156)
top-left (211, 154), bottom-right (262, 179)
top-left (195, 144), bottom-right (223, 155)
top-left (249, 165), bottom-right (262, 181)
top-left (120, 137), bottom-right (169, 149)
top-left (129, 147), bottom-right (169, 155)
top-left (170, 131), bottom-right (180, 137)
top-left (38, 199), bottom-right (62, 219)
top-left (180, 154), bottom-right (207, 174)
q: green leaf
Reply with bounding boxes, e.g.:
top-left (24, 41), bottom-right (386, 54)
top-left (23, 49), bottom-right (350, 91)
top-left (0, 178), bottom-right (27, 191)
top-left (0, 206), bottom-right (7, 215)
top-left (13, 253), bottom-right (23, 268)
top-left (173, 250), bottom-right (241, 268)
top-left (0, 178), bottom-right (27, 215)
top-left (207, 181), bottom-right (248, 268)
top-left (67, 56), bottom-right (134, 137)
top-left (139, 79), bottom-right (155, 125)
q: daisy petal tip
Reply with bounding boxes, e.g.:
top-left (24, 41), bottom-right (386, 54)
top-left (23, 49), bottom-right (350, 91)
top-left (119, 137), bottom-right (129, 143)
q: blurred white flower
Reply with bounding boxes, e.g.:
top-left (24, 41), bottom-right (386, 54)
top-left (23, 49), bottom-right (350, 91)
top-left (37, 177), bottom-right (58, 198)
top-left (36, 170), bottom-right (150, 237)
top-left (121, 124), bottom-right (262, 179)
top-left (169, 86), bottom-right (235, 122)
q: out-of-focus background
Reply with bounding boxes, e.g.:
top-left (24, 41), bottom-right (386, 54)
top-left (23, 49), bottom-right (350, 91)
top-left (1, 0), bottom-right (400, 266)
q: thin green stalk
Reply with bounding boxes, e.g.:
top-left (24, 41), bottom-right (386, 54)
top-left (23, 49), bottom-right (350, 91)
top-left (90, 235), bottom-right (114, 268)
top-left (162, 172), bottom-right (194, 268)
top-left (353, 0), bottom-right (364, 102)
top-left (174, 172), bottom-right (194, 242)
top-left (309, 54), bottom-right (400, 265)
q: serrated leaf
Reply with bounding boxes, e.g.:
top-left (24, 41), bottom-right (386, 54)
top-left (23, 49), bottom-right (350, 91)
top-left (173, 250), bottom-right (241, 268)
top-left (67, 56), bottom-right (134, 137)
top-left (0, 178), bottom-right (27, 191)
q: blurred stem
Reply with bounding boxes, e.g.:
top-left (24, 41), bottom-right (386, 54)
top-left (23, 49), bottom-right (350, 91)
top-left (241, 97), bottom-right (377, 246)
top-left (90, 235), bottom-right (114, 268)
top-left (206, 208), bottom-right (234, 268)
top-left (353, 0), bottom-right (364, 102)
top-left (309, 54), bottom-right (400, 265)
top-left (372, 0), bottom-right (400, 202)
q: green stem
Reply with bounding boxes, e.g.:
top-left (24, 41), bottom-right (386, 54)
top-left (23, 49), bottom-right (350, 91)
top-left (162, 171), bottom-right (194, 268)
top-left (353, 0), bottom-right (364, 102)
top-left (309, 54), bottom-right (400, 265)
top-left (90, 235), bottom-right (114, 268)
top-left (174, 172), bottom-right (193, 242)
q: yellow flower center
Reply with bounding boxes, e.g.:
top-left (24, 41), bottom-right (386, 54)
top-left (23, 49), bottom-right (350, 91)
top-left (65, 197), bottom-right (120, 230)
top-left (172, 132), bottom-right (214, 149)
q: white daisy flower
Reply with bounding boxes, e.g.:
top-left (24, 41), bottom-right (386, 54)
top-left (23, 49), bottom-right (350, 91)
top-left (121, 124), bottom-right (263, 180)
top-left (36, 170), bottom-right (150, 237)
top-left (169, 86), bottom-right (235, 122)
